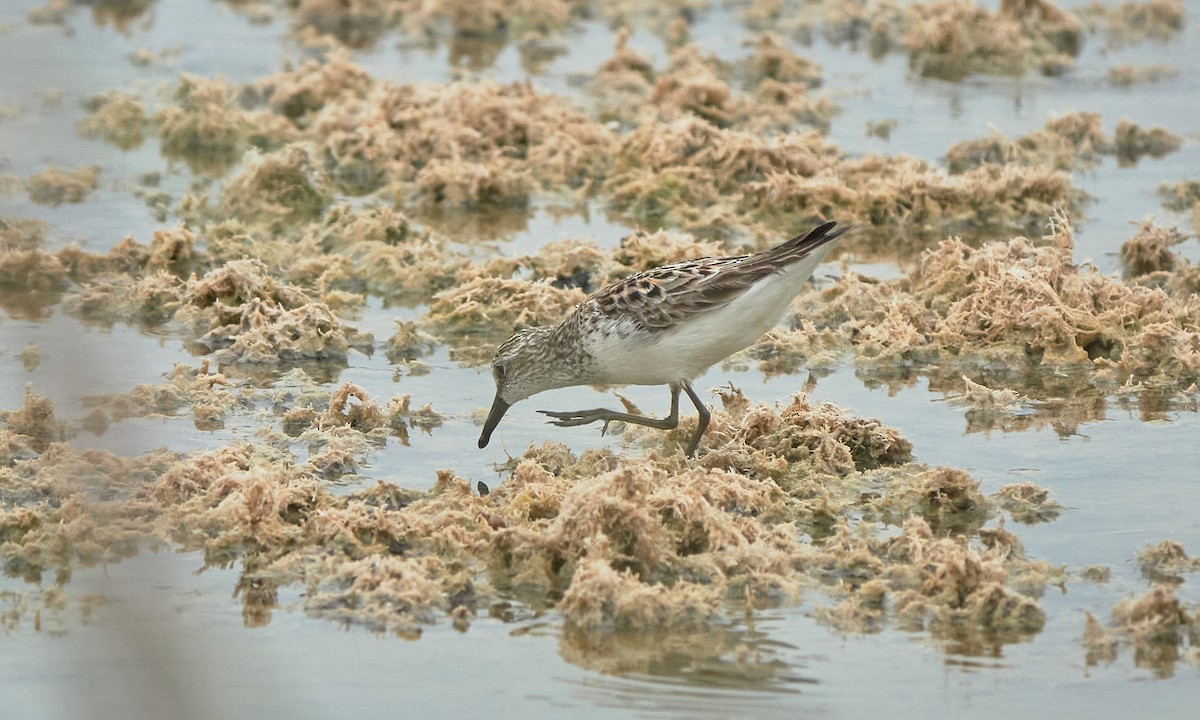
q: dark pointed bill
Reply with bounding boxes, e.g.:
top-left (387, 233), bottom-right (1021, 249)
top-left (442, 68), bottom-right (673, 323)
top-left (478, 394), bottom-right (511, 448)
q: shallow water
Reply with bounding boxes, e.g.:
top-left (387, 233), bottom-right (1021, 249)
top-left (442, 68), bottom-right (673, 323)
top-left (2, 1), bottom-right (1199, 718)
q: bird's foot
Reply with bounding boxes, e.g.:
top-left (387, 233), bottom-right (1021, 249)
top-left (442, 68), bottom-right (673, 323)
top-left (538, 409), bottom-right (618, 436)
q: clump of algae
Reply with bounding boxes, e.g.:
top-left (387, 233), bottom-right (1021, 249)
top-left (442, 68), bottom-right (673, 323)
top-left (1136, 540), bottom-right (1200, 584)
top-left (256, 53), bottom-right (374, 121)
top-left (1112, 118), bottom-right (1181, 166)
top-left (1120, 221), bottom-right (1185, 277)
top-left (0, 249), bottom-right (69, 293)
top-left (57, 236), bottom-right (371, 366)
top-left (139, 49), bottom-right (1077, 244)
top-left (1080, 0), bottom-right (1185, 46)
top-left (425, 276), bottom-right (585, 363)
top-left (0, 387), bottom-right (75, 456)
top-left (905, 0), bottom-right (1082, 79)
top-left (1087, 583), bottom-right (1199, 673)
top-left (758, 212), bottom-right (1200, 389)
top-left (993, 482), bottom-right (1064, 524)
top-left (0, 217), bottom-right (47, 252)
top-left (1, 387), bottom-right (1052, 642)
top-left (78, 91), bottom-right (146, 150)
top-left (219, 145), bottom-right (332, 229)
top-left (0, 242), bottom-right (71, 319)
top-left (179, 259), bottom-right (371, 364)
top-left (1107, 63), bottom-right (1178, 86)
top-left (172, 64), bottom-right (615, 203)
top-left (158, 75), bottom-right (253, 174)
top-left (1157, 179), bottom-right (1200, 235)
top-left (81, 362), bottom-right (236, 433)
top-left (946, 112), bottom-right (1115, 173)
top-left (26, 166), bottom-right (100, 206)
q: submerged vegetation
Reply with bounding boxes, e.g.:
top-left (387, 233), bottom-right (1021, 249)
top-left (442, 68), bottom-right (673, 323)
top-left (2, 0), bottom-right (1198, 681)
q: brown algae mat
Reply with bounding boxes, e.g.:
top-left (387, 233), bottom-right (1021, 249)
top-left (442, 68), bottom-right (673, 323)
top-left (4, 383), bottom-right (1199, 668)
top-left (2, 0), bottom-right (1199, 672)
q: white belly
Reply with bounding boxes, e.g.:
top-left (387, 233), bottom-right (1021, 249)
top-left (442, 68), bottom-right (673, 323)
top-left (588, 257), bottom-right (826, 385)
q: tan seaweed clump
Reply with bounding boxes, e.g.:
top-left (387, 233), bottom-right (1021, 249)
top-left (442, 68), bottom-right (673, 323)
top-left (1112, 118), bottom-right (1181, 166)
top-left (993, 482), bottom-right (1064, 524)
top-left (176, 259), bottom-right (371, 364)
top-left (386, 319), bottom-right (436, 365)
top-left (1157, 178), bottom-right (1200, 219)
top-left (219, 70), bottom-right (617, 204)
top-left (1136, 540), bottom-right (1200, 584)
top-left (0, 244), bottom-right (71, 316)
top-left (742, 152), bottom-right (1076, 238)
top-left (0, 387), bottom-right (75, 456)
top-left (425, 276), bottom-right (585, 364)
top-left (26, 166), bottom-right (100, 206)
top-left (143, 443), bottom-right (324, 559)
top-left (413, 156), bottom-right (535, 208)
top-left (694, 390), bottom-right (914, 482)
top-left (744, 32), bottom-right (823, 87)
top-left (0, 249), bottom-right (70, 293)
top-left (0, 446), bottom-right (171, 584)
top-left (256, 53), bottom-right (375, 121)
top-left (284, 0), bottom-right (396, 49)
top-left (943, 376), bottom-right (1034, 435)
top-left (2, 377), bottom-right (1055, 645)
top-left (762, 213), bottom-right (1200, 388)
top-left (946, 112), bottom-right (1113, 173)
top-left (275, 378), bottom-right (442, 457)
top-left (1107, 63), bottom-right (1179, 86)
top-left (809, 512), bottom-right (1049, 641)
top-left (77, 91), bottom-right (146, 150)
top-left (290, 203), bottom-right (467, 300)
top-left (383, 79), bottom-right (616, 193)
top-left (1082, 0), bottom-right (1185, 46)
top-left (0, 217), bottom-right (47, 252)
top-left (289, 398), bottom-right (1039, 639)
top-left (218, 145), bottom-right (332, 229)
top-left (887, 517), bottom-right (1046, 636)
top-left (591, 34), bottom-right (835, 134)
top-left (945, 113), bottom-right (1181, 174)
top-left (1120, 221), bottom-right (1185, 277)
top-left (604, 114), bottom-right (840, 233)
top-left (1105, 585), bottom-right (1196, 674)
top-left (158, 75), bottom-right (252, 174)
top-left (393, 0), bottom-right (576, 43)
top-left (590, 28), bottom-right (657, 125)
top-left (81, 363), bottom-right (236, 433)
top-left (559, 556), bottom-right (720, 633)
top-left (906, 0), bottom-right (1081, 80)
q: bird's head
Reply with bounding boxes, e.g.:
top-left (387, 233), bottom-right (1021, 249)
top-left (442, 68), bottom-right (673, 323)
top-left (478, 326), bottom-right (557, 448)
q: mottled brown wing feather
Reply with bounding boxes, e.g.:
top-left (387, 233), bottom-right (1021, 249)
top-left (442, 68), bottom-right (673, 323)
top-left (589, 222), bottom-right (845, 333)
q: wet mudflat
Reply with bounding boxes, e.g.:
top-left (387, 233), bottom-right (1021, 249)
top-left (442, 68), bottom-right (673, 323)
top-left (1, 1), bottom-right (1199, 718)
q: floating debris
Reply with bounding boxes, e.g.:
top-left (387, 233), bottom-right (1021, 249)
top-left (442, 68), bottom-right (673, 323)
top-left (1137, 540), bottom-right (1200, 584)
top-left (26, 166), bottom-right (100, 206)
top-left (77, 92), bottom-right (146, 150)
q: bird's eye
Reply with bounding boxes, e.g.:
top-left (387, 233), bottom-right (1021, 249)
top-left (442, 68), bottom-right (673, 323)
top-left (494, 364), bottom-right (507, 381)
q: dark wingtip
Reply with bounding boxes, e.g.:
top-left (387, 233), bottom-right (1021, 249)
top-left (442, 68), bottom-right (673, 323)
top-left (775, 220), bottom-right (847, 257)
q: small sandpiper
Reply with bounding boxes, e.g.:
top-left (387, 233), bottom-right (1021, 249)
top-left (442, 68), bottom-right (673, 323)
top-left (478, 222), bottom-right (846, 456)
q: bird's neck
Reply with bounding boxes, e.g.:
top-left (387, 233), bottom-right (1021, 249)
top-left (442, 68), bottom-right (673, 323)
top-left (539, 319), bottom-right (599, 387)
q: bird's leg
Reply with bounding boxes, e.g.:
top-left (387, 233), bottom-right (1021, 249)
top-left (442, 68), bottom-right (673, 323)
top-left (540, 382), bottom-right (712, 457)
top-left (539, 384), bottom-right (681, 437)
top-left (680, 381), bottom-right (711, 458)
